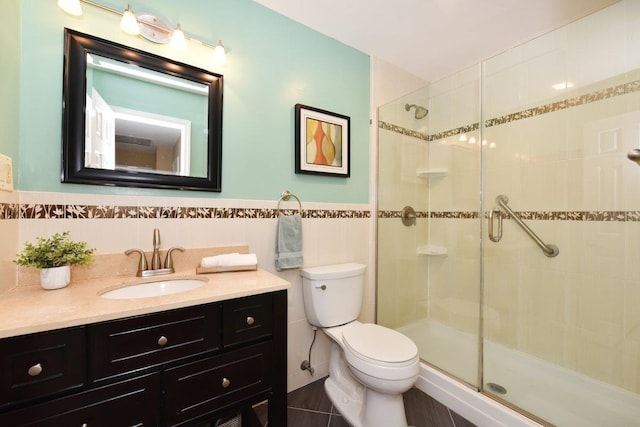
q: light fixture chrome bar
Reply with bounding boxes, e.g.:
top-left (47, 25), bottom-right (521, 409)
top-left (78, 0), bottom-right (221, 51)
top-left (494, 195), bottom-right (559, 257)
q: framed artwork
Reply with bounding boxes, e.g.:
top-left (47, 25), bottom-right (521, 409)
top-left (295, 104), bottom-right (350, 177)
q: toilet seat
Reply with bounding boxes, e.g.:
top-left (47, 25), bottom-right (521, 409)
top-left (342, 323), bottom-right (418, 367)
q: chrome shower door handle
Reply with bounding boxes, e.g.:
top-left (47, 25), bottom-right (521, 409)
top-left (488, 208), bottom-right (502, 242)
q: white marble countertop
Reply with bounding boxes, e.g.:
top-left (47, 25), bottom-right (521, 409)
top-left (0, 268), bottom-right (290, 339)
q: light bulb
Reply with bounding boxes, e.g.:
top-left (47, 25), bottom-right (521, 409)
top-left (170, 25), bottom-right (187, 50)
top-left (58, 0), bottom-right (82, 16)
top-left (212, 40), bottom-right (227, 64)
top-left (120, 5), bottom-right (139, 36)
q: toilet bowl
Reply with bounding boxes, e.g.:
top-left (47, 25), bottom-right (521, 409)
top-left (341, 323), bottom-right (420, 389)
top-left (301, 263), bottom-right (420, 427)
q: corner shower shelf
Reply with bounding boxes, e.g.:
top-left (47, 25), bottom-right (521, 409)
top-left (417, 245), bottom-right (448, 257)
top-left (416, 168), bottom-right (448, 178)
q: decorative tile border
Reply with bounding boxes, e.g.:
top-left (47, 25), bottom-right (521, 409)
top-left (378, 121), bottom-right (429, 141)
top-left (427, 123), bottom-right (480, 142)
top-left (485, 80), bottom-right (640, 128)
top-left (378, 210), bottom-right (640, 222)
top-left (1, 202), bottom-right (370, 220)
top-left (379, 79), bottom-right (640, 140)
top-left (5, 203), bottom-right (639, 222)
top-left (0, 203), bottom-right (19, 220)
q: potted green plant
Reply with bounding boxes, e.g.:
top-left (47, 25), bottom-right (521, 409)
top-left (15, 231), bottom-right (95, 290)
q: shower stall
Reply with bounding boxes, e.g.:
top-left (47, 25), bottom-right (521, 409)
top-left (376, 2), bottom-right (640, 426)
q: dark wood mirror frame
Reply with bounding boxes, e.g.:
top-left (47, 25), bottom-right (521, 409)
top-left (62, 28), bottom-right (223, 191)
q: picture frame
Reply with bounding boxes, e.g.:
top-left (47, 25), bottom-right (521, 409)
top-left (295, 104), bottom-right (350, 177)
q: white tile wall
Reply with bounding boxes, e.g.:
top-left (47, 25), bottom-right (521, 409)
top-left (7, 191), bottom-right (371, 393)
top-left (0, 190), bottom-right (18, 293)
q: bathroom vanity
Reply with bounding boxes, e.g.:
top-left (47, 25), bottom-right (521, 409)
top-left (0, 267), bottom-right (289, 426)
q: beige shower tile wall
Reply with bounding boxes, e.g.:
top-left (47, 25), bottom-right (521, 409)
top-left (373, 56), bottom-right (432, 331)
top-left (0, 190), bottom-right (18, 293)
top-left (428, 137), bottom-right (480, 212)
top-left (371, 57), bottom-right (428, 109)
top-left (429, 65), bottom-right (480, 135)
top-left (378, 129), bottom-right (430, 212)
top-left (423, 65), bottom-right (481, 336)
top-left (484, 217), bottom-right (640, 393)
top-left (14, 191), bottom-right (371, 394)
top-left (427, 218), bottom-right (480, 335)
top-left (377, 218), bottom-right (429, 329)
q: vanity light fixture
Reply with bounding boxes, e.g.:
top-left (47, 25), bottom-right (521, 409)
top-left (170, 24), bottom-right (187, 51)
top-left (212, 40), bottom-right (227, 65)
top-left (58, 0), bottom-right (82, 16)
top-left (119, 4), bottom-right (140, 36)
top-left (57, 0), bottom-right (228, 64)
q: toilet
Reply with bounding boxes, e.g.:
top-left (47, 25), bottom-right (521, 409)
top-left (301, 263), bottom-right (420, 427)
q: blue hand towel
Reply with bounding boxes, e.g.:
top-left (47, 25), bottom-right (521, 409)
top-left (275, 213), bottom-right (303, 270)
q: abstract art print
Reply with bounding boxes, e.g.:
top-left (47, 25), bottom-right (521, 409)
top-left (294, 104), bottom-right (350, 177)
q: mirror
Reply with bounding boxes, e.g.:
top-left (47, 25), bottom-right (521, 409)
top-left (62, 29), bottom-right (223, 191)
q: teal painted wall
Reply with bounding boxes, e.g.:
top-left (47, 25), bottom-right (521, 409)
top-left (0, 0), bottom-right (20, 168)
top-left (15, 0), bottom-right (370, 203)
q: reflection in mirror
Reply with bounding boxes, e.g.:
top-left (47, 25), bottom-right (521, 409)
top-left (86, 54), bottom-right (207, 177)
top-left (63, 29), bottom-right (223, 191)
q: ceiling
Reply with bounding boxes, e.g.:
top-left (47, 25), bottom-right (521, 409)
top-left (253, 0), bottom-right (618, 82)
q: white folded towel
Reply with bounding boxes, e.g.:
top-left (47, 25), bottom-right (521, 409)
top-left (200, 253), bottom-right (258, 268)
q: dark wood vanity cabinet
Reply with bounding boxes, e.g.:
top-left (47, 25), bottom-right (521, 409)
top-left (88, 303), bottom-right (222, 382)
top-left (0, 290), bottom-right (287, 427)
top-left (0, 327), bottom-right (85, 408)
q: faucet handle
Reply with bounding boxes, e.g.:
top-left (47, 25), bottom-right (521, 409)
top-left (125, 249), bottom-right (149, 276)
top-left (164, 246), bottom-right (185, 270)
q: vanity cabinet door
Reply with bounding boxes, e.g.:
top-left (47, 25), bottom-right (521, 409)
top-left (164, 341), bottom-right (274, 426)
top-left (222, 293), bottom-right (273, 348)
top-left (0, 372), bottom-right (160, 426)
top-left (0, 327), bottom-right (85, 407)
top-left (88, 303), bottom-right (221, 381)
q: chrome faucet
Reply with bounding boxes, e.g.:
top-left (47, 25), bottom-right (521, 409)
top-left (125, 228), bottom-right (185, 277)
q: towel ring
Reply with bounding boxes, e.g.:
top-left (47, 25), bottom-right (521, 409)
top-left (276, 190), bottom-right (302, 216)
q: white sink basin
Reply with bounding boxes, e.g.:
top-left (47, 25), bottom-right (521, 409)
top-left (100, 278), bottom-right (206, 299)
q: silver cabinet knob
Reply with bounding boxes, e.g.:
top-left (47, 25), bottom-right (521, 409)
top-left (158, 336), bottom-right (168, 346)
top-left (27, 363), bottom-right (42, 377)
top-left (222, 377), bottom-right (231, 388)
top-left (246, 316), bottom-right (255, 325)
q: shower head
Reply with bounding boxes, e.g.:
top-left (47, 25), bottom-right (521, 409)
top-left (405, 103), bottom-right (429, 119)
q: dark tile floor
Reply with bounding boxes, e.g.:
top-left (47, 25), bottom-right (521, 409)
top-left (283, 377), bottom-right (478, 427)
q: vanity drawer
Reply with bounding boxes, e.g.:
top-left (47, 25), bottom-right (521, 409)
top-left (88, 304), bottom-right (221, 381)
top-left (0, 327), bottom-right (85, 407)
top-left (0, 372), bottom-right (160, 426)
top-left (222, 293), bottom-right (273, 348)
top-left (164, 341), bottom-right (273, 426)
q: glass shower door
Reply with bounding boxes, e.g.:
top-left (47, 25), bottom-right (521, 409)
top-left (377, 65), bottom-right (482, 388)
top-left (481, 2), bottom-right (640, 425)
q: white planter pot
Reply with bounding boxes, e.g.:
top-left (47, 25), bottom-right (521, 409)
top-left (40, 265), bottom-right (71, 290)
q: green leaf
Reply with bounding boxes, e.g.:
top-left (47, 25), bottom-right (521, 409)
top-left (15, 231), bottom-right (95, 269)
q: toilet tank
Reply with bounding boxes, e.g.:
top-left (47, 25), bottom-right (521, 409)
top-left (300, 263), bottom-right (366, 327)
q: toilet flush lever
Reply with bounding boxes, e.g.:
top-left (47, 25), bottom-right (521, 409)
top-left (315, 284), bottom-right (327, 290)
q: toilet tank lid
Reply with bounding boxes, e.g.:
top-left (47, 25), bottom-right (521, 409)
top-left (300, 263), bottom-right (366, 280)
